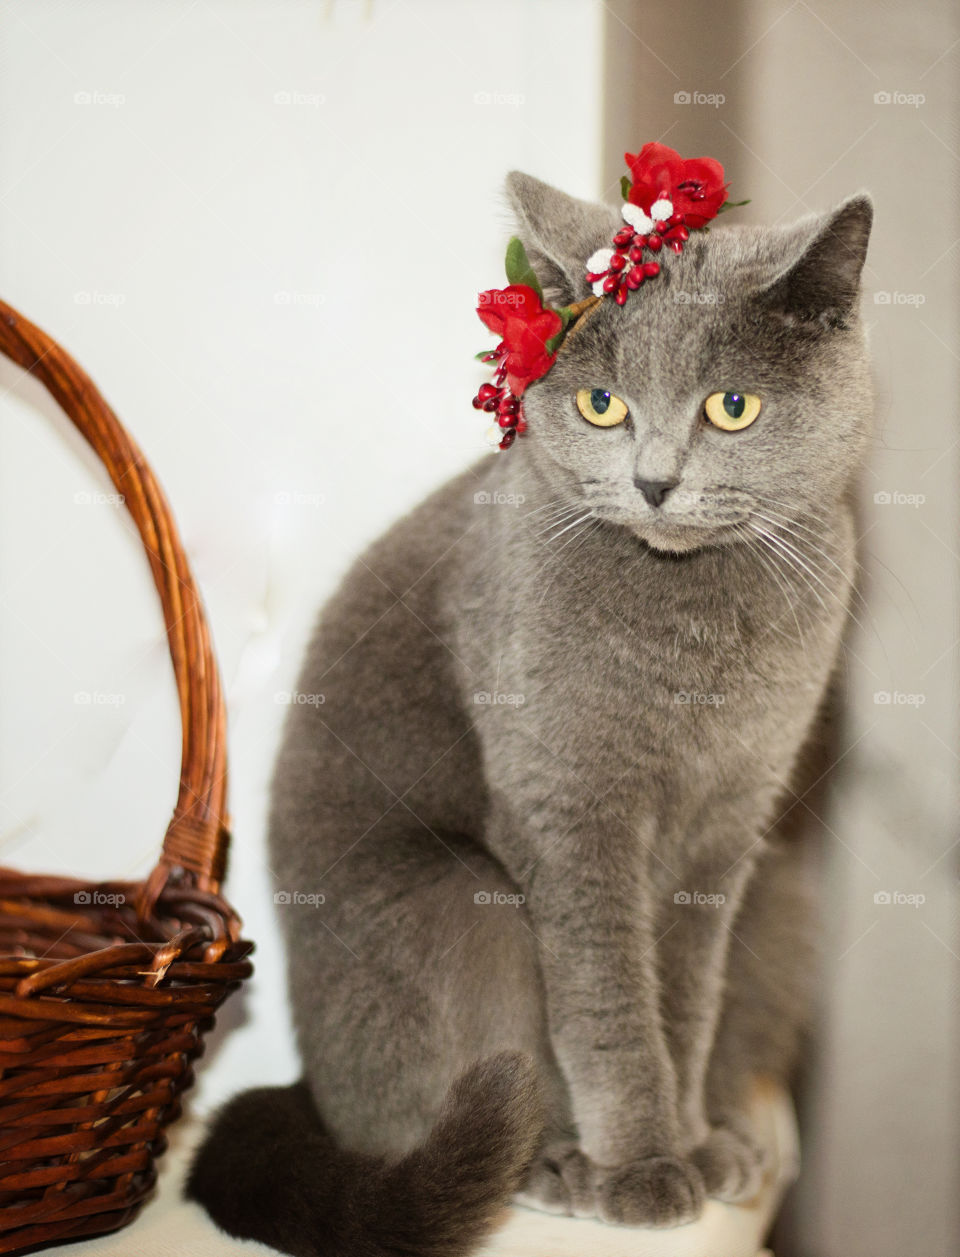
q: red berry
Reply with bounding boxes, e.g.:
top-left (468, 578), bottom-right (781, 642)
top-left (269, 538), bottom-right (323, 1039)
top-left (646, 234), bottom-right (662, 252)
top-left (609, 252), bottom-right (627, 272)
top-left (642, 261), bottom-right (660, 278)
top-left (625, 266), bottom-right (644, 289)
top-left (472, 395), bottom-right (483, 409)
top-left (628, 246), bottom-right (644, 263)
top-left (499, 413), bottom-right (518, 428)
top-left (499, 428), bottom-right (517, 450)
top-left (654, 220), bottom-right (667, 233)
top-left (668, 212), bottom-right (685, 226)
top-left (615, 285), bottom-right (629, 305)
top-left (585, 270), bottom-right (606, 283)
top-left (516, 418), bottom-right (527, 434)
top-left (477, 383), bottom-right (498, 402)
top-left (602, 273), bottom-right (620, 294)
top-left (613, 228), bottom-right (633, 248)
top-left (668, 239), bottom-right (684, 254)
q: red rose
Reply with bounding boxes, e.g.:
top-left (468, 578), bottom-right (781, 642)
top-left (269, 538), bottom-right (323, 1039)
top-left (624, 142), bottom-right (727, 228)
top-left (476, 283), bottom-right (562, 395)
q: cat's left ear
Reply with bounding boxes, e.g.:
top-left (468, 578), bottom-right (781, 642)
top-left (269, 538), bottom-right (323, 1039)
top-left (759, 194), bottom-right (873, 327)
top-left (506, 172), bottom-right (618, 306)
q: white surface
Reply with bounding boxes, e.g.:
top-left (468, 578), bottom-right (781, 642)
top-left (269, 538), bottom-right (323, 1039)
top-left (28, 1085), bottom-right (797, 1257)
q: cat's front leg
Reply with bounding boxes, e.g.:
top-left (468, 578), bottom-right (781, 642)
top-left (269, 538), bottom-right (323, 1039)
top-left (656, 854), bottom-right (767, 1202)
top-left (510, 815), bottom-right (706, 1226)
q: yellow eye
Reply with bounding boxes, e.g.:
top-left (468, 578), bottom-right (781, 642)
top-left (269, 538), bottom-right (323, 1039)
top-left (704, 391), bottom-right (761, 431)
top-left (576, 387), bottom-right (629, 427)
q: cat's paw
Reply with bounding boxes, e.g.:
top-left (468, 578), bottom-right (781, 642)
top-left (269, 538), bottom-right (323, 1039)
top-left (516, 1143), bottom-right (595, 1217)
top-left (691, 1123), bottom-right (767, 1203)
top-left (593, 1155), bottom-right (705, 1227)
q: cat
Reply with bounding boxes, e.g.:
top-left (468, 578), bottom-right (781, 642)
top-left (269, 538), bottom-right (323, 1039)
top-left (188, 170), bottom-right (873, 1257)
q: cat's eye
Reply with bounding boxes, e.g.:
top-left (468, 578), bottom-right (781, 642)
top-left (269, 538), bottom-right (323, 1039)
top-left (576, 387), bottom-right (629, 428)
top-left (704, 391), bottom-right (761, 432)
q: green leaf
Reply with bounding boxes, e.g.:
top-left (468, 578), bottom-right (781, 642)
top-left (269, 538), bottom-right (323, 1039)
top-left (543, 305), bottom-right (574, 356)
top-left (504, 236), bottom-right (543, 299)
top-left (475, 349), bottom-right (493, 361)
top-left (620, 174), bottom-right (631, 201)
top-left (716, 198), bottom-right (751, 214)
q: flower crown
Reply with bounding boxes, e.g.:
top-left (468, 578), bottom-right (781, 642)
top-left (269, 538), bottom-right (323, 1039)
top-left (472, 142), bottom-right (747, 450)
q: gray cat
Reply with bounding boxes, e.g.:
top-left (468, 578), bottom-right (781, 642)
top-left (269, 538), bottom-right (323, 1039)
top-left (188, 171), bottom-right (872, 1257)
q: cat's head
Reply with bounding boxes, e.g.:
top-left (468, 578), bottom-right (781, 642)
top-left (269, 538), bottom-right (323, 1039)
top-left (507, 172), bottom-right (873, 554)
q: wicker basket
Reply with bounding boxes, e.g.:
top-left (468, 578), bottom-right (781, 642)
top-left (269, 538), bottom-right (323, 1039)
top-left (0, 298), bottom-right (253, 1254)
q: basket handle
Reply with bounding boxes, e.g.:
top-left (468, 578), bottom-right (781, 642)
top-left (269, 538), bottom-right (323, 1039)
top-left (0, 298), bottom-right (230, 902)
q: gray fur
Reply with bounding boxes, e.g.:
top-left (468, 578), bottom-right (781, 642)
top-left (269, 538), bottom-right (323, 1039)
top-left (263, 174), bottom-right (872, 1236)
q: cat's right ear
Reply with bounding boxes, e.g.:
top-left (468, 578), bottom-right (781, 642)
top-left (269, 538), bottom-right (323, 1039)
top-left (505, 172), bottom-right (618, 306)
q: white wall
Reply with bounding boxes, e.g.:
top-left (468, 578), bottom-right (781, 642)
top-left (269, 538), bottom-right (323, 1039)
top-left (0, 0), bottom-right (604, 1108)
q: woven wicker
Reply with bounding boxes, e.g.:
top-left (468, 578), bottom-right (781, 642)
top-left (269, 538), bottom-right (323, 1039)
top-left (0, 298), bottom-right (253, 1254)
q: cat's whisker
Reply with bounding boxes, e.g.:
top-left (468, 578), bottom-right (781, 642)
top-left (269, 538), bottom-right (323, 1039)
top-left (748, 523), bottom-right (838, 633)
top-left (547, 511), bottom-right (595, 543)
top-left (534, 518), bottom-right (600, 608)
top-left (752, 520), bottom-right (879, 647)
top-left (533, 505), bottom-right (584, 536)
top-left (751, 511), bottom-right (870, 616)
top-left (732, 523), bottom-right (808, 653)
top-left (749, 524), bottom-right (831, 616)
top-left (522, 497), bottom-right (572, 521)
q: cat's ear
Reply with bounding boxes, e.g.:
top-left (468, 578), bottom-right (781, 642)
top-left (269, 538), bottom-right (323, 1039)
top-left (505, 172), bottom-right (618, 306)
top-left (758, 194), bottom-right (873, 327)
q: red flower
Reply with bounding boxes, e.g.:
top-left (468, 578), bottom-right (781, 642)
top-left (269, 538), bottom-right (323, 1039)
top-left (624, 142), bottom-right (727, 228)
top-left (476, 284), bottom-right (562, 395)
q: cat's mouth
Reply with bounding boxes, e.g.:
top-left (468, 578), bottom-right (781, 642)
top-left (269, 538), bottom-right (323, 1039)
top-left (592, 503), bottom-right (747, 554)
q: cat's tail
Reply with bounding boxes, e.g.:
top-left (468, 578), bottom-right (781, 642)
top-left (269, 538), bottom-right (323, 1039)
top-left (185, 1050), bottom-right (543, 1257)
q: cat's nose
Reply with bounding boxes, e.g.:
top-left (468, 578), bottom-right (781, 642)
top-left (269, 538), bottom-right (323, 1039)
top-left (633, 477), bottom-right (678, 508)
